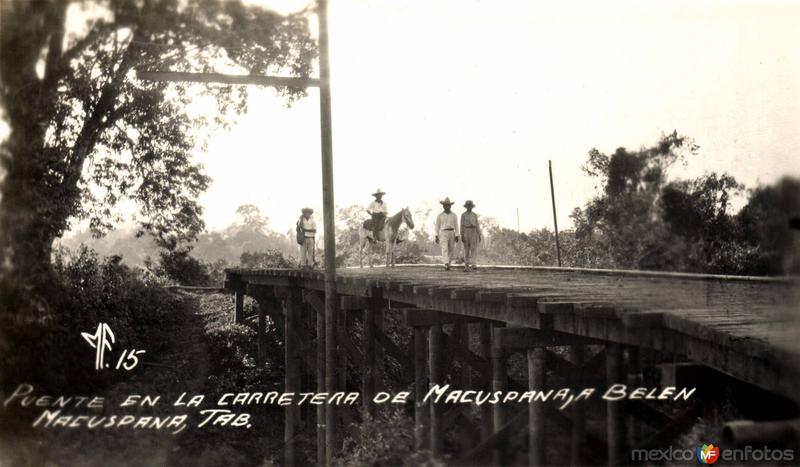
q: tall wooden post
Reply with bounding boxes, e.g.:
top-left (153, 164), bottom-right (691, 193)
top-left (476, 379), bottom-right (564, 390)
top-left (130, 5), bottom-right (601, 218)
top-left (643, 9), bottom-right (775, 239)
top-left (316, 292), bottom-right (326, 466)
top-left (548, 160), bottom-right (562, 267)
top-left (569, 345), bottom-right (586, 466)
top-left (414, 326), bottom-right (430, 450)
top-left (234, 289), bottom-right (244, 324)
top-left (257, 300), bottom-right (267, 367)
top-left (317, 1), bottom-right (338, 463)
top-left (375, 305), bottom-right (385, 392)
top-left (429, 323), bottom-right (443, 456)
top-left (606, 343), bottom-right (625, 467)
top-left (478, 322), bottom-right (493, 440)
top-left (626, 346), bottom-right (642, 448)
top-left (363, 289), bottom-right (380, 416)
top-left (528, 347), bottom-right (546, 467)
top-left (285, 289), bottom-right (302, 467)
top-left (491, 324), bottom-right (507, 465)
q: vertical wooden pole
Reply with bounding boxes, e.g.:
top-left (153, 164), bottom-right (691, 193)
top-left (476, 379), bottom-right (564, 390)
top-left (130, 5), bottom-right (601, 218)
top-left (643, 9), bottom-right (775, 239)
top-left (456, 323), bottom-right (471, 387)
top-left (285, 290), bottom-right (301, 467)
top-left (257, 299), bottom-right (267, 367)
top-left (491, 324), bottom-right (507, 465)
top-left (235, 289), bottom-right (244, 324)
top-left (429, 323), bottom-right (443, 456)
top-left (363, 290), bottom-right (379, 417)
top-left (478, 322), bottom-right (493, 440)
top-left (317, 0), bottom-right (338, 462)
top-left (375, 305), bottom-right (385, 392)
top-left (606, 343), bottom-right (625, 467)
top-left (414, 326), bottom-right (430, 450)
top-left (316, 294), bottom-right (326, 466)
top-left (548, 160), bottom-right (562, 267)
top-left (528, 347), bottom-right (546, 467)
top-left (626, 346), bottom-right (642, 448)
top-left (569, 345), bottom-right (585, 466)
top-left (337, 302), bottom-right (346, 391)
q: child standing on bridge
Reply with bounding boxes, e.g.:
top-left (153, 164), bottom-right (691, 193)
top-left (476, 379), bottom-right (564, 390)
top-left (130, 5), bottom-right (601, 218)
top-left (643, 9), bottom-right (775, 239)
top-left (460, 200), bottom-right (482, 272)
top-left (297, 207), bottom-right (317, 269)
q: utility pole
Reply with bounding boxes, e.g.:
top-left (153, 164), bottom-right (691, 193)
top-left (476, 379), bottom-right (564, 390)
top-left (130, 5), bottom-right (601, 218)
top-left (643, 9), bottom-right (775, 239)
top-left (548, 160), bottom-right (562, 267)
top-left (516, 208), bottom-right (521, 232)
top-left (138, 2), bottom-right (339, 464)
top-left (317, 0), bottom-right (338, 464)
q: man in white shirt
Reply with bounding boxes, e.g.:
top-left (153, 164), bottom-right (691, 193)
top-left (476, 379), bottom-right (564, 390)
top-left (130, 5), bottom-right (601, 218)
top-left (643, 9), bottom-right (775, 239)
top-left (434, 197), bottom-right (459, 270)
top-left (297, 207), bottom-right (317, 268)
top-left (366, 189), bottom-right (388, 242)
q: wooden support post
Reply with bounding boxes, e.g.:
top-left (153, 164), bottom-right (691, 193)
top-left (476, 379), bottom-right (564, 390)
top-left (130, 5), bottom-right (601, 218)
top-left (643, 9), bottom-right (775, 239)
top-left (569, 346), bottom-right (585, 466)
top-left (257, 300), bottom-right (267, 367)
top-left (337, 299), bottom-right (347, 392)
top-left (478, 322), bottom-right (493, 440)
top-left (626, 346), bottom-right (642, 449)
top-left (606, 343), bottom-right (625, 467)
top-left (414, 326), bottom-right (430, 450)
top-left (429, 323), bottom-right (444, 456)
top-left (285, 288), bottom-right (302, 467)
top-left (235, 289), bottom-right (244, 324)
top-left (375, 304), bottom-right (385, 392)
top-left (316, 291), bottom-right (326, 466)
top-left (363, 288), bottom-right (380, 416)
top-left (456, 323), bottom-right (471, 387)
top-left (491, 323), bottom-right (507, 465)
top-left (528, 347), bottom-right (547, 467)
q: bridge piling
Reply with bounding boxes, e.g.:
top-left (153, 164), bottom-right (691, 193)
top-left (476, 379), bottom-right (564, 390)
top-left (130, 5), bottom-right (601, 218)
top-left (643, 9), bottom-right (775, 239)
top-left (606, 343), bottom-right (625, 467)
top-left (284, 286), bottom-right (302, 467)
top-left (528, 347), bottom-right (547, 466)
top-left (413, 325), bottom-right (430, 450)
top-left (429, 323), bottom-right (444, 456)
top-left (477, 322), bottom-right (494, 440)
top-left (491, 323), bottom-right (507, 465)
top-left (569, 345), bottom-right (586, 466)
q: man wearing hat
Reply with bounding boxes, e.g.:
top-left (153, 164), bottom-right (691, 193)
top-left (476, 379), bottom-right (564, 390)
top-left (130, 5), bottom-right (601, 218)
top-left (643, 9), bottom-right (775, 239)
top-left (434, 197), bottom-right (459, 270)
top-left (460, 200), bottom-right (482, 272)
top-left (297, 207), bottom-right (317, 268)
top-left (365, 189), bottom-right (388, 242)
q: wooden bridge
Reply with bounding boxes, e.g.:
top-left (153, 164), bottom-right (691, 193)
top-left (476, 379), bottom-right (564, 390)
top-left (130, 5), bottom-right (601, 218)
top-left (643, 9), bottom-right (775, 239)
top-left (223, 265), bottom-right (800, 466)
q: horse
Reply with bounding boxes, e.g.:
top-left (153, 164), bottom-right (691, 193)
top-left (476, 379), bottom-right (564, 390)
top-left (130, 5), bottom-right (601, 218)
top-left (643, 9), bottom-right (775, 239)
top-left (359, 207), bottom-right (415, 267)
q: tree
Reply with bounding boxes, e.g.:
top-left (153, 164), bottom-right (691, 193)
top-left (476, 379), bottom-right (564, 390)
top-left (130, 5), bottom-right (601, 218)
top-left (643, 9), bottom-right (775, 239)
top-left (736, 177), bottom-right (800, 274)
top-left (0, 0), bottom-right (316, 289)
top-left (572, 131), bottom-right (699, 269)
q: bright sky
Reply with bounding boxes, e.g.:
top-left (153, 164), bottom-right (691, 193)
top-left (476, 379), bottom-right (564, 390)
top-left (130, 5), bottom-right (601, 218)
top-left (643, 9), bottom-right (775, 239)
top-left (197, 0), bottom-right (800, 235)
top-left (3, 1), bottom-right (799, 238)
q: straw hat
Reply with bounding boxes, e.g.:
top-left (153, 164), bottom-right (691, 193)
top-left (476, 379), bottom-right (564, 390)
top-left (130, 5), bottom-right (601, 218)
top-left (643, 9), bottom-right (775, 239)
top-left (372, 189), bottom-right (386, 197)
top-left (301, 207), bottom-right (314, 214)
top-left (440, 197), bottom-right (454, 206)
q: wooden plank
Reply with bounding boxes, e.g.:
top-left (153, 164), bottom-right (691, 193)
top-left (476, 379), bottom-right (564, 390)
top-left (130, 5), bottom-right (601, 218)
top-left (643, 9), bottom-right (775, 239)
top-left (340, 295), bottom-right (367, 310)
top-left (495, 327), bottom-right (601, 348)
top-left (404, 308), bottom-right (486, 327)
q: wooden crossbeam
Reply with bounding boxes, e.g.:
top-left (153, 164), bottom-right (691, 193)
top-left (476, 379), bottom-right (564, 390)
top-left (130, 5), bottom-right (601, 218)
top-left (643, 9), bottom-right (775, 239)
top-left (137, 70), bottom-right (321, 88)
top-left (403, 308), bottom-right (486, 327)
top-left (495, 328), bottom-right (601, 348)
top-left (340, 295), bottom-right (367, 310)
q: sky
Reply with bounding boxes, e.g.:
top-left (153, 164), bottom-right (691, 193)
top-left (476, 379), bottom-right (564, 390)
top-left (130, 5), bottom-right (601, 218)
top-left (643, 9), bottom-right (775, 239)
top-left (4, 0), bottom-right (799, 237)
top-left (195, 0), bottom-right (800, 235)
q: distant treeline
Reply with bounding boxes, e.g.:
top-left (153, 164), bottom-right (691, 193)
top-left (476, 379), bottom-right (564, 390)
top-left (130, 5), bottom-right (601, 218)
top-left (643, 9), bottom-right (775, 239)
top-left (61, 134), bottom-right (799, 281)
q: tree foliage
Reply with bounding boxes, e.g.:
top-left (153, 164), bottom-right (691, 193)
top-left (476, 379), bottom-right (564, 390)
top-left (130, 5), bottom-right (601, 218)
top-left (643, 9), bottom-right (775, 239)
top-left (0, 0), bottom-right (316, 288)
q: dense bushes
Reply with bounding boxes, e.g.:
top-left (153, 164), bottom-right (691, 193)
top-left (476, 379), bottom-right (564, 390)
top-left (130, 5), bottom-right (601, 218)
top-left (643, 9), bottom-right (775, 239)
top-left (1, 245), bottom-right (190, 393)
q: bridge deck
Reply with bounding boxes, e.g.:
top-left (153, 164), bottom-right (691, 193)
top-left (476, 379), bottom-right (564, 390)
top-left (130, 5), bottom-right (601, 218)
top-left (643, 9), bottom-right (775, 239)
top-left (224, 265), bottom-right (800, 401)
